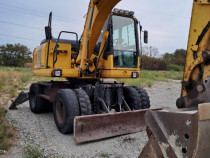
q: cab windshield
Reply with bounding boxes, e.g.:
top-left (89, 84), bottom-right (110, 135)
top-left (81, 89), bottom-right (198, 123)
top-left (112, 15), bottom-right (137, 68)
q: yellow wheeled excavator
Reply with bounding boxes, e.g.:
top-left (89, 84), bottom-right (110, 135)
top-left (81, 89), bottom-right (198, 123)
top-left (10, 0), bottom-right (155, 142)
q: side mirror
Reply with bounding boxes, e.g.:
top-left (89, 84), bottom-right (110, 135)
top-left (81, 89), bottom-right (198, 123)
top-left (45, 12), bottom-right (52, 40)
top-left (144, 30), bottom-right (148, 44)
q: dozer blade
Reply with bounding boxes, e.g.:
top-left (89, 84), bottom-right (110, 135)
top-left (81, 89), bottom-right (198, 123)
top-left (74, 108), bottom-right (161, 143)
top-left (139, 103), bottom-right (210, 158)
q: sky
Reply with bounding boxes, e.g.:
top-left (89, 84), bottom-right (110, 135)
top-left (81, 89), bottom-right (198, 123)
top-left (0, 0), bottom-right (193, 56)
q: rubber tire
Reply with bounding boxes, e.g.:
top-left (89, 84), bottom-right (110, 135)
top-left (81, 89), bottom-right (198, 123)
top-left (53, 89), bottom-right (80, 134)
top-left (75, 89), bottom-right (92, 115)
top-left (123, 86), bottom-right (142, 110)
top-left (133, 86), bottom-right (150, 109)
top-left (29, 83), bottom-right (52, 114)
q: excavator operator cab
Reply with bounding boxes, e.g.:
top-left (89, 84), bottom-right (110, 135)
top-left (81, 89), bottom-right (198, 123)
top-left (96, 8), bottom-right (148, 69)
top-left (111, 13), bottom-right (139, 68)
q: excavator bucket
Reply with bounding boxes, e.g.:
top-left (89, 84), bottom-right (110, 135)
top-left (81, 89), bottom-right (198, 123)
top-left (139, 103), bottom-right (210, 158)
top-left (74, 108), bottom-right (161, 143)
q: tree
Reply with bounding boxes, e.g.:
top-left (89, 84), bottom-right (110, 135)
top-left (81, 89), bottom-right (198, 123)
top-left (162, 52), bottom-right (174, 63)
top-left (174, 49), bottom-right (186, 58)
top-left (161, 49), bottom-right (186, 66)
top-left (0, 43), bottom-right (32, 67)
top-left (173, 49), bottom-right (186, 66)
top-left (142, 46), bottom-right (159, 58)
top-left (141, 55), bottom-right (167, 70)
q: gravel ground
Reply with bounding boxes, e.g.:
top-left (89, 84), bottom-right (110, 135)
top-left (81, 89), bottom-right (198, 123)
top-left (3, 81), bottom-right (181, 158)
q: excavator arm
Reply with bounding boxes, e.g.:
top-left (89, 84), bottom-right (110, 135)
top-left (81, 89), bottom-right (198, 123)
top-left (176, 0), bottom-right (210, 108)
top-left (76, 0), bottom-right (121, 72)
top-left (139, 1), bottom-right (210, 157)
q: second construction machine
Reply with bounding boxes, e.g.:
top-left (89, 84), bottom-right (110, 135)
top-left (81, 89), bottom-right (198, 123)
top-left (10, 0), bottom-right (154, 142)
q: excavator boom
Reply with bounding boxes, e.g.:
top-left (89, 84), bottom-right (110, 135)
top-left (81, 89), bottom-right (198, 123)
top-left (76, 0), bottom-right (121, 71)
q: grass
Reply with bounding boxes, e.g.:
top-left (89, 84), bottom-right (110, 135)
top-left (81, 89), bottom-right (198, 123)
top-left (0, 66), bottom-right (33, 97)
top-left (119, 70), bottom-right (183, 87)
top-left (24, 145), bottom-right (44, 158)
top-left (24, 145), bottom-right (66, 158)
top-left (0, 66), bottom-right (64, 99)
top-left (99, 153), bottom-right (111, 158)
top-left (167, 64), bottom-right (184, 71)
top-left (0, 107), bottom-right (15, 152)
top-left (0, 66), bottom-right (32, 73)
top-left (0, 69), bottom-right (32, 98)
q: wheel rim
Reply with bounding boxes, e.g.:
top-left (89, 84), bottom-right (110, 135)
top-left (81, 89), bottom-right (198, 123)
top-left (56, 99), bottom-right (65, 124)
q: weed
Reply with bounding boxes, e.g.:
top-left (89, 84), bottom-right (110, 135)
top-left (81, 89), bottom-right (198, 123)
top-left (20, 73), bottom-right (32, 83)
top-left (9, 87), bottom-right (17, 98)
top-left (147, 81), bottom-right (153, 87)
top-left (0, 82), bottom-right (3, 91)
top-left (0, 107), bottom-right (15, 151)
top-left (53, 156), bottom-right (66, 158)
top-left (99, 153), bottom-right (111, 158)
top-left (24, 145), bottom-right (44, 158)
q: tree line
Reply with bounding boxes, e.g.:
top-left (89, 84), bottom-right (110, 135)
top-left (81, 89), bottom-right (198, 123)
top-left (0, 43), bottom-right (32, 67)
top-left (141, 46), bottom-right (186, 71)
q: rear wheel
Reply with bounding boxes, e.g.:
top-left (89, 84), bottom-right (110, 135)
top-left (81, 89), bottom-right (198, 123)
top-left (53, 89), bottom-right (80, 134)
top-left (29, 83), bottom-right (52, 114)
top-left (123, 86), bottom-right (142, 110)
top-left (133, 86), bottom-right (150, 109)
top-left (75, 89), bottom-right (92, 115)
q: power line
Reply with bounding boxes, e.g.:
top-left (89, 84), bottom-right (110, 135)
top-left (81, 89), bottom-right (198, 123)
top-left (0, 20), bottom-right (62, 34)
top-left (0, 6), bottom-right (46, 18)
top-left (0, 2), bottom-right (85, 22)
top-left (0, 1), bottom-right (190, 19)
top-left (0, 20), bottom-right (43, 31)
top-left (0, 33), bottom-right (40, 43)
top-left (0, 20), bottom-right (59, 33)
top-left (0, 7), bottom-right (84, 29)
top-left (0, 6), bottom-right (84, 25)
top-left (0, 2), bottom-right (53, 16)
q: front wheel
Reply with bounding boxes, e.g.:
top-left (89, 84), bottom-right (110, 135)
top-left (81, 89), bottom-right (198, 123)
top-left (75, 88), bottom-right (92, 115)
top-left (53, 89), bottom-right (80, 134)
